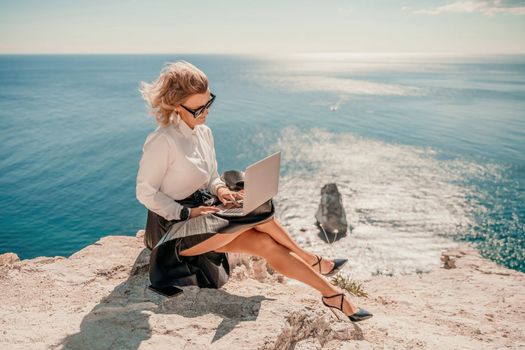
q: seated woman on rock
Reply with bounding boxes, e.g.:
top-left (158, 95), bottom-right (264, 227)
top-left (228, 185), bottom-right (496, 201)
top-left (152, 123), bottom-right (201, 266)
top-left (136, 60), bottom-right (372, 323)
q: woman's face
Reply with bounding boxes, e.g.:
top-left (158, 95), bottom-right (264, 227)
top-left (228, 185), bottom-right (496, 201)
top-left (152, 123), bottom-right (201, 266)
top-left (176, 91), bottom-right (212, 129)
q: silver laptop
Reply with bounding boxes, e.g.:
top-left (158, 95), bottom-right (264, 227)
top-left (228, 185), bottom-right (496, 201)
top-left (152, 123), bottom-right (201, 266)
top-left (215, 151), bottom-right (281, 217)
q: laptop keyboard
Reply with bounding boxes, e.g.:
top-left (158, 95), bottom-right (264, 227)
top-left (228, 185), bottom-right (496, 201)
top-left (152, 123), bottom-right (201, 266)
top-left (219, 206), bottom-right (243, 214)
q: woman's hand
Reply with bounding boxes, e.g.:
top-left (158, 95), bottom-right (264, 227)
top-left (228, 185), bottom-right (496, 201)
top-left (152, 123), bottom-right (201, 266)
top-left (189, 206), bottom-right (220, 218)
top-left (217, 186), bottom-right (244, 207)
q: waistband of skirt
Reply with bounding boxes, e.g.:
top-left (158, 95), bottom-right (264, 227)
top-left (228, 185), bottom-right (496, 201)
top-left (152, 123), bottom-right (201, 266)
top-left (176, 187), bottom-right (217, 207)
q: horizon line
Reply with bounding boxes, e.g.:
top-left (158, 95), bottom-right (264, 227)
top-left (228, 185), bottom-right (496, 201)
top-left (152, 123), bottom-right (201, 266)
top-left (1, 51), bottom-right (525, 57)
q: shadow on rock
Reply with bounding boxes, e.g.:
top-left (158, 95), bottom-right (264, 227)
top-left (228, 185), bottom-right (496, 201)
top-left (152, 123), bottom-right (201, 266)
top-left (52, 248), bottom-right (275, 349)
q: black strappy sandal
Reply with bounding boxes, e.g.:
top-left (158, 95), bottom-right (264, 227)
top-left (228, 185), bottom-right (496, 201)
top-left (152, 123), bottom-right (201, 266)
top-left (310, 255), bottom-right (348, 277)
top-left (321, 292), bottom-right (373, 322)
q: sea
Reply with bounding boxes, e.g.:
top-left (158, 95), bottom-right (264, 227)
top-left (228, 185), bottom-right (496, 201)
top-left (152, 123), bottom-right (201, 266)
top-left (0, 53), bottom-right (523, 278)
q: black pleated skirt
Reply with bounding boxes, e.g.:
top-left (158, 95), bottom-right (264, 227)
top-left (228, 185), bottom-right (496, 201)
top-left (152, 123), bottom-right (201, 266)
top-left (144, 188), bottom-right (275, 289)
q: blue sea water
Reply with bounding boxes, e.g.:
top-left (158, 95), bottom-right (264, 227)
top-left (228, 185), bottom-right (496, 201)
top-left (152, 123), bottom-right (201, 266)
top-left (0, 53), bottom-right (523, 275)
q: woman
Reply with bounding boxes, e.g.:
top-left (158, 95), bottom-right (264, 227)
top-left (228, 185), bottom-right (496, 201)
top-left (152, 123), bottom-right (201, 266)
top-left (136, 60), bottom-right (372, 322)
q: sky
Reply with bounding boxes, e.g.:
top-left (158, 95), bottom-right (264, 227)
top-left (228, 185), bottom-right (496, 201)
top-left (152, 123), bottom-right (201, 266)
top-left (1, 0), bottom-right (524, 55)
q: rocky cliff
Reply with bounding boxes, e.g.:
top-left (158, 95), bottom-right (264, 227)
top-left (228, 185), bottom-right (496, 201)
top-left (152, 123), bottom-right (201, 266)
top-left (0, 231), bottom-right (523, 349)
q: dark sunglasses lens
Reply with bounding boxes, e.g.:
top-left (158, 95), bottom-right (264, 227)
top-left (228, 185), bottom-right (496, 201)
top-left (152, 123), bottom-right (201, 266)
top-left (195, 107), bottom-right (206, 118)
top-left (205, 97), bottom-right (215, 109)
top-left (196, 98), bottom-right (215, 118)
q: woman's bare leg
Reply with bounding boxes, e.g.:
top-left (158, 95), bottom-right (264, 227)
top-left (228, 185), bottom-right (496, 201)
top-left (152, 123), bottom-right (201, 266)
top-left (178, 228), bottom-right (359, 315)
top-left (211, 229), bottom-right (359, 315)
top-left (179, 228), bottom-right (249, 257)
top-left (254, 218), bottom-right (335, 274)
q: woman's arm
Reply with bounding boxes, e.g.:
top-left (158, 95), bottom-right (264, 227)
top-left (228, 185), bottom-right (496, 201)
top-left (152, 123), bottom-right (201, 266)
top-left (205, 128), bottom-right (228, 196)
top-left (136, 132), bottom-right (186, 221)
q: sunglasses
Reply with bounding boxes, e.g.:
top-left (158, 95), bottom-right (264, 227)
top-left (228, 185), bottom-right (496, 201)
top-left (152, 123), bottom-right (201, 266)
top-left (180, 93), bottom-right (216, 119)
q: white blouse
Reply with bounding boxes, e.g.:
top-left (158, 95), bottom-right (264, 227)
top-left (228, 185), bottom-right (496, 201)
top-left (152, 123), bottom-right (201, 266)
top-left (136, 115), bottom-right (227, 221)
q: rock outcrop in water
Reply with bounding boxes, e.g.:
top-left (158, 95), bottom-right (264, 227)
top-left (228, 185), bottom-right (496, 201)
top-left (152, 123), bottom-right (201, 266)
top-left (315, 183), bottom-right (349, 239)
top-left (0, 231), bottom-right (524, 349)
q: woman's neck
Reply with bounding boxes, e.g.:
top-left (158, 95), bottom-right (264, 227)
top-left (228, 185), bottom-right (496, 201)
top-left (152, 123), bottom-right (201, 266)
top-left (180, 118), bottom-right (194, 130)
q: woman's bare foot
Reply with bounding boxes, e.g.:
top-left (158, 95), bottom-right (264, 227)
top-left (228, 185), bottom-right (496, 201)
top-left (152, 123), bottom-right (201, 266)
top-left (322, 289), bottom-right (359, 316)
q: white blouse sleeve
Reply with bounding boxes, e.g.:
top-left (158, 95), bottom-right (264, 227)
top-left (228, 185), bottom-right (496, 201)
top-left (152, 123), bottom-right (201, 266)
top-left (205, 128), bottom-right (227, 196)
top-left (136, 132), bottom-right (185, 221)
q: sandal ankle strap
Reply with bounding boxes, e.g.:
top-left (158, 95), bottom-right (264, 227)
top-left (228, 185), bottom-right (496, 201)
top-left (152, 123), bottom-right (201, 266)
top-left (322, 293), bottom-right (344, 299)
top-left (311, 255), bottom-right (322, 267)
top-left (321, 292), bottom-right (345, 311)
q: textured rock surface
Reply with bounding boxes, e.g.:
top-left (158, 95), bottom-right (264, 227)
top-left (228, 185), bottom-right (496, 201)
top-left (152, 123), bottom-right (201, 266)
top-left (0, 231), bottom-right (524, 349)
top-left (315, 183), bottom-right (348, 238)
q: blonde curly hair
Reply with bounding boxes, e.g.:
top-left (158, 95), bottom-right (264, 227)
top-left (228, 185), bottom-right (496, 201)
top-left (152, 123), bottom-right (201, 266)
top-left (139, 60), bottom-right (209, 127)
